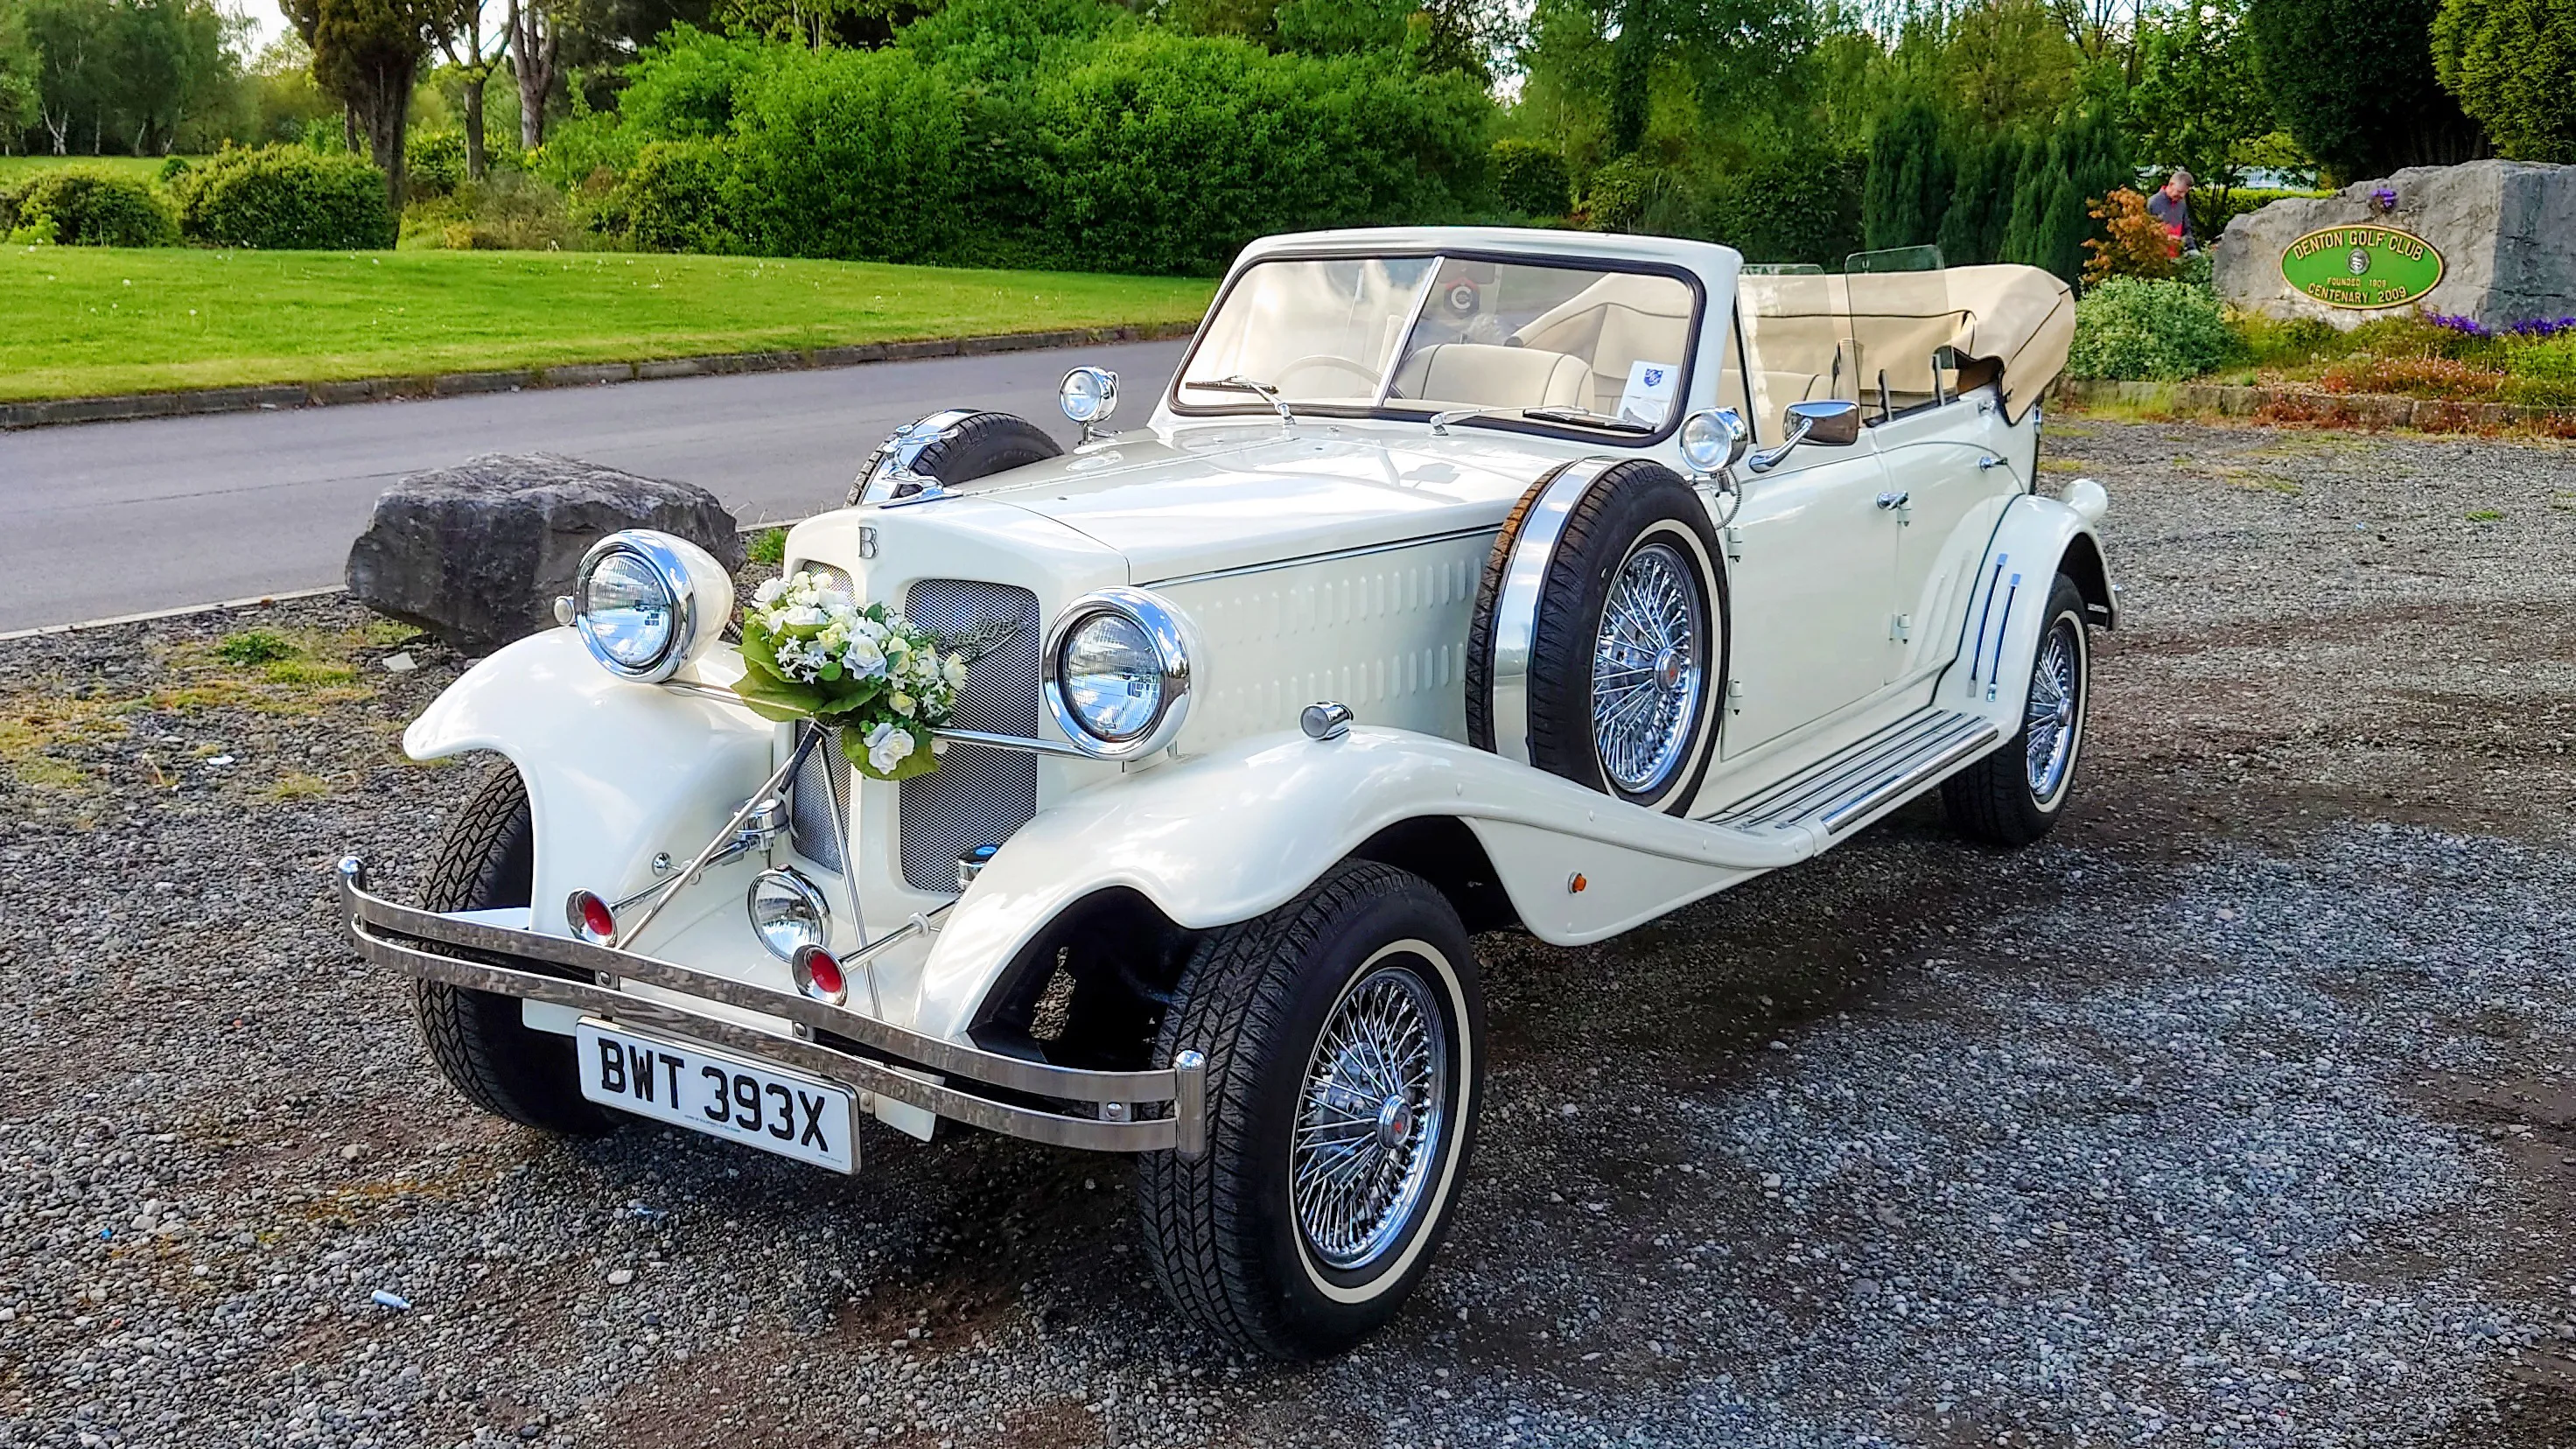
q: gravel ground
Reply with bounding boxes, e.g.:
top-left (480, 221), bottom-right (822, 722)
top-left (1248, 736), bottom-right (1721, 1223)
top-left (2, 416), bottom-right (2572, 1448)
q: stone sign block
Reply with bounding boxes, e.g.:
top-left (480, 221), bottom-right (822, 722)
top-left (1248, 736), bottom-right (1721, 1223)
top-left (2213, 160), bottom-right (2576, 331)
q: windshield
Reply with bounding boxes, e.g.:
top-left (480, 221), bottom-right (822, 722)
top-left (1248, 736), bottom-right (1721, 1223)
top-left (1174, 255), bottom-right (1700, 433)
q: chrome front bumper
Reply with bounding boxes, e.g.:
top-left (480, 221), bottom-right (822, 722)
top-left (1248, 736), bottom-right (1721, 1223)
top-left (336, 858), bottom-right (1206, 1157)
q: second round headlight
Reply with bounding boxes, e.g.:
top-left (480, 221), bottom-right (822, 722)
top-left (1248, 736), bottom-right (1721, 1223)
top-left (1043, 589), bottom-right (1193, 760)
top-left (1060, 612), bottom-right (1163, 741)
top-left (570, 530), bottom-right (733, 683)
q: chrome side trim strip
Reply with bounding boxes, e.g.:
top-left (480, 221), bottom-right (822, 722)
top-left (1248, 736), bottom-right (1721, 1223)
top-left (931, 727), bottom-right (1091, 759)
top-left (1487, 458), bottom-right (1624, 767)
top-left (1817, 719), bottom-right (2000, 834)
top-left (1140, 524), bottom-right (1502, 589)
top-left (1704, 708), bottom-right (1998, 834)
top-left (337, 860), bottom-right (1183, 1111)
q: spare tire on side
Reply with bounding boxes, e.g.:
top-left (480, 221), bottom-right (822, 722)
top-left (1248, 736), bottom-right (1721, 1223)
top-left (1466, 458), bottom-right (1728, 815)
top-left (847, 410), bottom-right (1065, 506)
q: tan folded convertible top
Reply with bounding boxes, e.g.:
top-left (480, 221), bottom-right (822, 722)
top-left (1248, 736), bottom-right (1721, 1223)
top-left (1735, 263), bottom-right (2074, 423)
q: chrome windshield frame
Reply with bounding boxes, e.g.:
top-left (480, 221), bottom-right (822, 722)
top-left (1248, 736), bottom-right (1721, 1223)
top-left (1165, 247), bottom-right (1711, 449)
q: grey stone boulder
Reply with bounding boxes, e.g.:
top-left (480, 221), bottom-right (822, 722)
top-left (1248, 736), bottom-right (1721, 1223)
top-left (346, 452), bottom-right (743, 654)
top-left (2214, 160), bottom-right (2576, 331)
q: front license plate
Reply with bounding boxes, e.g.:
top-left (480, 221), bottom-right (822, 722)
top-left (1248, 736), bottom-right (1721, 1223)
top-left (576, 1019), bottom-right (858, 1173)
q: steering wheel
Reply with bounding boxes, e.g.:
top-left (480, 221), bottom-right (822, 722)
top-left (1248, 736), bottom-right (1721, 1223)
top-left (1274, 354), bottom-right (1382, 390)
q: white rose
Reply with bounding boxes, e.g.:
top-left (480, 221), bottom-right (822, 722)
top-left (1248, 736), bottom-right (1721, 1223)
top-left (752, 578), bottom-right (785, 606)
top-left (889, 691), bottom-right (916, 718)
top-left (843, 635), bottom-right (886, 676)
top-left (864, 721), bottom-right (916, 774)
top-left (943, 654), bottom-right (969, 690)
top-left (781, 605), bottom-right (827, 628)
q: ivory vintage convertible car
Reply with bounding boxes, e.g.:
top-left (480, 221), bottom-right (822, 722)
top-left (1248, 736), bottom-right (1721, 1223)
top-left (340, 227), bottom-right (2109, 1359)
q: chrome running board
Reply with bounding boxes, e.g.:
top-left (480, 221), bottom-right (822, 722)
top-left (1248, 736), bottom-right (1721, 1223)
top-left (1704, 709), bottom-right (2000, 836)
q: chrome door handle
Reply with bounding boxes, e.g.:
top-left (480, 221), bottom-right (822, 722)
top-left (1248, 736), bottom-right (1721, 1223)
top-left (1875, 491), bottom-right (1910, 510)
top-left (1977, 454), bottom-right (2005, 470)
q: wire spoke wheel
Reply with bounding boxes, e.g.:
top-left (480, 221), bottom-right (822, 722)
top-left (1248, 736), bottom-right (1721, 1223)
top-left (1590, 540), bottom-right (1704, 795)
top-left (1290, 963), bottom-right (1449, 1272)
top-left (2022, 615), bottom-right (2081, 802)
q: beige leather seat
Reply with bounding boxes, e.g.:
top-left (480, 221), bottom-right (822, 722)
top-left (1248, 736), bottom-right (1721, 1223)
top-left (1390, 343), bottom-right (1594, 411)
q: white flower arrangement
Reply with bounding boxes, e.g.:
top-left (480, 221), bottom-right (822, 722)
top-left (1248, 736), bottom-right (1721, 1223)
top-left (733, 570), bottom-right (963, 780)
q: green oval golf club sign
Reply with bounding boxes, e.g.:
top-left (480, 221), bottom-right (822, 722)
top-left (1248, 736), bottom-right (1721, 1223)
top-left (2279, 224), bottom-right (2446, 310)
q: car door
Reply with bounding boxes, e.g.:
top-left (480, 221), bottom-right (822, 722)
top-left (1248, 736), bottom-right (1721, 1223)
top-left (1718, 435), bottom-right (1900, 756)
top-left (1872, 393), bottom-right (2020, 683)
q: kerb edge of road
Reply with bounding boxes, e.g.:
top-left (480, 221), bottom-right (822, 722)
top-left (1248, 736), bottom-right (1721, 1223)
top-left (0, 321), bottom-right (1201, 433)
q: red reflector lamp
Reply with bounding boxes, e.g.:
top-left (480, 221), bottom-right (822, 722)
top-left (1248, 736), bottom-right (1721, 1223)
top-left (566, 890), bottom-right (617, 945)
top-left (792, 944), bottom-right (848, 1005)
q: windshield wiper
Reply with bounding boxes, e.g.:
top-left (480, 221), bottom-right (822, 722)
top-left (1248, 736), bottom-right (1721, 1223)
top-left (1200, 374), bottom-right (1298, 428)
top-left (1429, 404), bottom-right (1657, 436)
top-left (1522, 406), bottom-right (1657, 433)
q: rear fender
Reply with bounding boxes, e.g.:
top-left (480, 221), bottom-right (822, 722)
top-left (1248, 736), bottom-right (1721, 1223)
top-left (404, 629), bottom-right (775, 926)
top-left (910, 727), bottom-right (1807, 1041)
top-left (1937, 490), bottom-right (2115, 732)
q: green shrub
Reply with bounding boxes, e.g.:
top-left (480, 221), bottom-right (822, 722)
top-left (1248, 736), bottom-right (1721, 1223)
top-left (2002, 105), bottom-right (2128, 284)
top-left (8, 169), bottom-right (178, 247)
top-left (1704, 146), bottom-right (1866, 268)
top-left (900, 0), bottom-right (1128, 80)
top-left (1863, 100), bottom-right (1950, 251)
top-left (2190, 186), bottom-right (2332, 238)
top-left (2507, 336), bottom-right (2576, 405)
top-left (722, 47), bottom-right (968, 264)
top-left (175, 146), bottom-right (394, 249)
top-left (157, 156), bottom-right (193, 186)
top-left (1026, 34), bottom-right (1488, 274)
top-left (616, 139), bottom-right (740, 253)
top-left (2431, 0), bottom-right (2576, 162)
top-left (1580, 154), bottom-right (1661, 231)
top-left (400, 173), bottom-right (577, 251)
top-left (408, 130), bottom-right (467, 198)
top-left (1490, 138), bottom-right (1571, 218)
top-left (529, 111), bottom-right (642, 194)
top-left (2067, 277), bottom-right (2238, 380)
top-left (215, 630), bottom-right (298, 666)
top-left (616, 25), bottom-right (775, 140)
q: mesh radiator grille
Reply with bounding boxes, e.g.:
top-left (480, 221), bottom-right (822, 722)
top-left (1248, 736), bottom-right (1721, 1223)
top-left (787, 722), bottom-right (849, 872)
top-left (898, 579), bottom-right (1041, 892)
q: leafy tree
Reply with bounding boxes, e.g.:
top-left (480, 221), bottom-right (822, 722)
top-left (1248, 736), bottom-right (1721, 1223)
top-left (23, 0), bottom-right (112, 152)
top-left (1935, 129), bottom-right (2028, 266)
top-left (2429, 0), bottom-right (2576, 163)
top-left (284, 0), bottom-right (450, 205)
top-left (2126, 0), bottom-right (2275, 209)
top-left (436, 0), bottom-right (507, 176)
top-left (1490, 137), bottom-right (1571, 216)
top-left (2247, 0), bottom-right (2484, 181)
top-left (0, 0), bottom-right (44, 141)
top-left (2002, 101), bottom-right (2126, 283)
top-left (1861, 97), bottom-right (1948, 250)
top-left (503, 0), bottom-right (554, 146)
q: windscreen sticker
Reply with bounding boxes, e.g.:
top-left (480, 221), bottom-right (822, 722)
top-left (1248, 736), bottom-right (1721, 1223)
top-left (1618, 360), bottom-right (1679, 426)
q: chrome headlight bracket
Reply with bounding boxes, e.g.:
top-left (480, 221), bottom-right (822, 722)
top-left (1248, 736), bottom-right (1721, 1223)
top-left (572, 529), bottom-right (724, 683)
top-left (1041, 587), bottom-right (1194, 760)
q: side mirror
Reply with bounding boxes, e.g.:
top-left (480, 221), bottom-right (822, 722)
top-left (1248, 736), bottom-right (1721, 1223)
top-left (1746, 398), bottom-right (1862, 472)
top-left (1676, 407), bottom-right (1749, 479)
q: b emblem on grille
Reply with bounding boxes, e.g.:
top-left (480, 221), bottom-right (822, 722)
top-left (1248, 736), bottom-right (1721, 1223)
top-left (935, 616), bottom-right (1027, 665)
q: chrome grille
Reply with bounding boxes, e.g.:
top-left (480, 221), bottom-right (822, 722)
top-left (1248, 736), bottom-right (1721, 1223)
top-left (788, 722), bottom-right (849, 872)
top-left (899, 579), bottom-right (1040, 892)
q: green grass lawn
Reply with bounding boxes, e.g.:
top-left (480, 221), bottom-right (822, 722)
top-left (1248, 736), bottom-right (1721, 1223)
top-left (0, 247), bottom-right (1216, 402)
top-left (0, 154), bottom-right (173, 185)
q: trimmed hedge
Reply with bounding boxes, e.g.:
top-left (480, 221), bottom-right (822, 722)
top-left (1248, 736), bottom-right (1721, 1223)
top-left (6, 170), bottom-right (178, 247)
top-left (2192, 186), bottom-right (2333, 237)
top-left (175, 146), bottom-right (396, 250)
top-left (581, 21), bottom-right (1489, 274)
top-left (1491, 139), bottom-right (1571, 218)
top-left (2068, 276), bottom-right (2239, 381)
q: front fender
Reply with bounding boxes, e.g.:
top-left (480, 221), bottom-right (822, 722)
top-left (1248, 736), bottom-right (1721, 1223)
top-left (911, 727), bottom-right (1812, 1041)
top-left (405, 629), bottom-right (774, 920)
top-left (1936, 489), bottom-right (2115, 730)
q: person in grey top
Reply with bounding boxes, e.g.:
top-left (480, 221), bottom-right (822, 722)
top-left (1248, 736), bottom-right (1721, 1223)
top-left (2145, 170), bottom-right (2194, 252)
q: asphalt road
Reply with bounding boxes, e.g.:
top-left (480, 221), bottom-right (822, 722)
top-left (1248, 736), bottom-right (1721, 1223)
top-left (0, 339), bottom-right (1189, 634)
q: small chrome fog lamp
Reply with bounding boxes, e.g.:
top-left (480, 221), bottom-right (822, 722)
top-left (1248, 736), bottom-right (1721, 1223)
top-left (1678, 408), bottom-right (1749, 479)
top-left (746, 867), bottom-right (831, 962)
top-left (1059, 367), bottom-right (1120, 442)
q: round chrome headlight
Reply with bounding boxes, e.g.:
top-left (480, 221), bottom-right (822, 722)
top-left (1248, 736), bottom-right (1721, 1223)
top-left (1679, 407), bottom-right (1749, 476)
top-left (1059, 367), bottom-right (1119, 427)
top-left (1043, 588), bottom-right (1193, 760)
top-left (571, 530), bottom-right (732, 682)
top-left (746, 868), bottom-right (830, 962)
